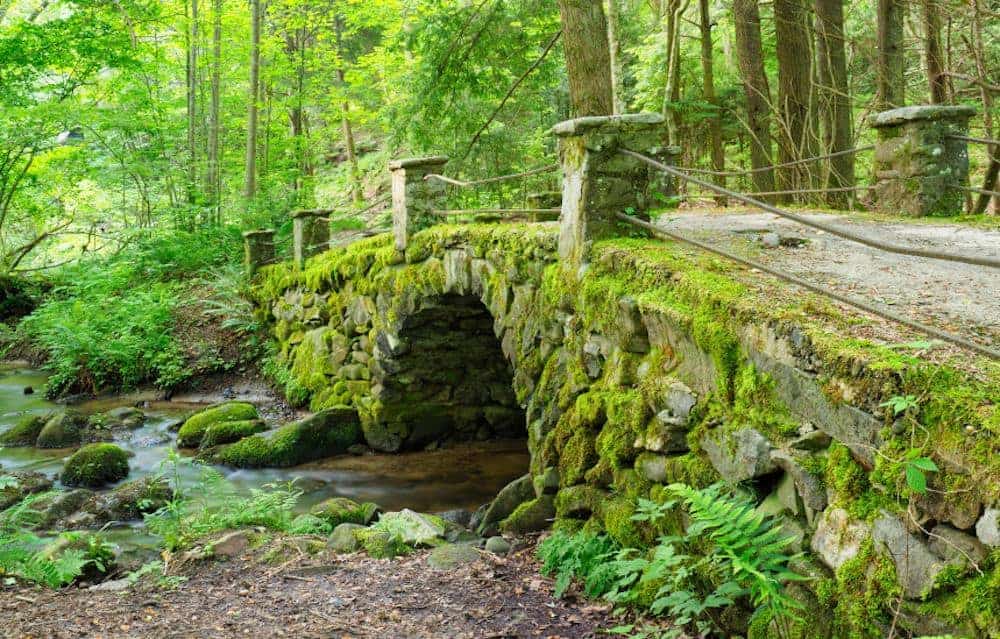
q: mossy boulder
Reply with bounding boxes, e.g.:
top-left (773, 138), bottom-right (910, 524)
top-left (36, 410), bottom-right (87, 448)
top-left (427, 543), bottom-right (480, 570)
top-left (200, 419), bottom-right (267, 448)
top-left (500, 495), bottom-right (555, 535)
top-left (61, 443), bottom-right (130, 488)
top-left (309, 497), bottom-right (379, 527)
top-left (88, 407), bottom-right (145, 432)
top-left (0, 415), bottom-right (48, 447)
top-left (25, 488), bottom-right (94, 529)
top-left (328, 522), bottom-right (366, 553)
top-left (218, 407), bottom-right (362, 468)
top-left (176, 402), bottom-right (259, 448)
top-left (354, 528), bottom-right (411, 559)
top-left (0, 471), bottom-right (53, 510)
top-left (81, 477), bottom-right (172, 522)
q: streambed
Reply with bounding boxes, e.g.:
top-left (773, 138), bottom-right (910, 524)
top-left (0, 364), bottom-right (529, 548)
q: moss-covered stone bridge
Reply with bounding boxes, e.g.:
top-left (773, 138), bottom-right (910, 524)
top-left (241, 114), bottom-right (999, 638)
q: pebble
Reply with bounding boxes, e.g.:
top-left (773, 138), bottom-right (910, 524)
top-left (484, 536), bottom-right (511, 555)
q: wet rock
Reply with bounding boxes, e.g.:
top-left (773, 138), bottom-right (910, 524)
top-left (485, 536), bottom-right (512, 555)
top-left (22, 386), bottom-right (33, 395)
top-left (427, 543), bottom-right (480, 570)
top-left (61, 443), bottom-right (130, 488)
top-left (701, 427), bottom-right (776, 482)
top-left (210, 531), bottom-right (250, 558)
top-left (29, 489), bottom-right (94, 529)
top-left (36, 410), bottom-right (88, 448)
top-left (219, 407), bottom-right (362, 468)
top-left (500, 495), bottom-right (555, 535)
top-left (811, 507), bottom-right (870, 572)
top-left (475, 474), bottom-right (534, 536)
top-left (328, 523), bottom-right (366, 553)
top-left (310, 497), bottom-right (379, 527)
top-left (377, 509), bottom-right (447, 546)
top-left (78, 477), bottom-right (172, 524)
top-left (0, 414), bottom-right (48, 447)
top-left (0, 471), bottom-right (53, 510)
top-left (872, 511), bottom-right (949, 600)
top-left (199, 419), bottom-right (267, 448)
top-left (90, 407), bottom-right (146, 431)
top-left (928, 524), bottom-right (987, 567)
top-left (975, 508), bottom-right (1000, 547)
top-left (176, 402), bottom-right (259, 448)
top-left (437, 509), bottom-right (473, 528)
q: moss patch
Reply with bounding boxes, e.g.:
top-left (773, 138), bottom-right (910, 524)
top-left (177, 402), bottom-right (259, 448)
top-left (61, 443), bottom-right (129, 487)
top-left (0, 415), bottom-right (48, 447)
top-left (219, 407), bottom-right (361, 468)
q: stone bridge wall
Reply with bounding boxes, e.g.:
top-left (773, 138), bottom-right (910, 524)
top-left (254, 224), bottom-right (999, 638)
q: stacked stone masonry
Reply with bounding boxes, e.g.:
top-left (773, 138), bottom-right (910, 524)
top-left (255, 224), bottom-right (999, 638)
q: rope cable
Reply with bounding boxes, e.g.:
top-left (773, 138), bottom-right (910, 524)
top-left (673, 145), bottom-right (875, 177)
top-left (619, 148), bottom-right (1000, 269)
top-left (614, 212), bottom-right (1000, 361)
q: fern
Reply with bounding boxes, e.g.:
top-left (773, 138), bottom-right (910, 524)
top-left (538, 530), bottom-right (619, 597)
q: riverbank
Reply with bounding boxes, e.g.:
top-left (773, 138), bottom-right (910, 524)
top-left (1, 535), bottom-right (615, 639)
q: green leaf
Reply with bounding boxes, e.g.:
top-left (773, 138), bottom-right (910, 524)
top-left (906, 464), bottom-right (928, 494)
top-left (910, 457), bottom-right (938, 472)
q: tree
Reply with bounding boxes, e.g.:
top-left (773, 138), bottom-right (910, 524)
top-left (921, 0), bottom-right (947, 104)
top-left (814, 0), bottom-right (854, 207)
top-left (206, 0), bottom-right (223, 222)
top-left (733, 0), bottom-right (774, 197)
top-left (876, 0), bottom-right (905, 109)
top-left (243, 0), bottom-right (262, 200)
top-left (698, 0), bottom-right (725, 202)
top-left (773, 0), bottom-right (818, 199)
top-left (557, 0), bottom-right (614, 116)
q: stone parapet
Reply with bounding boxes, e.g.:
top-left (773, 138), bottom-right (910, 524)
top-left (242, 229), bottom-right (275, 275)
top-left (390, 155), bottom-right (449, 252)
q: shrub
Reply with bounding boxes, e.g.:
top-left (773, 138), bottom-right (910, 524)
top-left (61, 443), bottom-right (130, 487)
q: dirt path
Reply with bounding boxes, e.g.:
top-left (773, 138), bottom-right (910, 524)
top-left (656, 209), bottom-right (1000, 354)
top-left (1, 538), bottom-right (614, 639)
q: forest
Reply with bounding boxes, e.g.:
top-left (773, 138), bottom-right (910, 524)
top-left (0, 0), bottom-right (998, 638)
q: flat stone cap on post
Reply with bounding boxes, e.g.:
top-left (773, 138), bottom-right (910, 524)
top-left (869, 105), bottom-right (976, 128)
top-left (550, 112), bottom-right (664, 137)
top-left (242, 229), bottom-right (274, 238)
top-left (290, 208), bottom-right (333, 219)
top-left (388, 156), bottom-right (449, 171)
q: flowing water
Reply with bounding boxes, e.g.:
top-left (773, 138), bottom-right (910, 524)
top-left (0, 364), bottom-right (529, 548)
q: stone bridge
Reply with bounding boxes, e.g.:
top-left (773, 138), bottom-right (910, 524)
top-left (246, 113), bottom-right (999, 638)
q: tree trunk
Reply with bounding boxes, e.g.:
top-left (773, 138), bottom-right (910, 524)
top-left (876, 0), bottom-right (905, 109)
top-left (605, 0), bottom-right (625, 114)
top-left (969, 0), bottom-right (997, 214)
top-left (335, 17), bottom-right (363, 206)
top-left (557, 0), bottom-right (614, 116)
top-left (774, 0), bottom-right (817, 200)
top-left (733, 0), bottom-right (774, 197)
top-left (922, 0), bottom-right (947, 103)
top-left (814, 0), bottom-right (854, 207)
top-left (698, 0), bottom-right (725, 203)
top-left (207, 0), bottom-right (222, 223)
top-left (660, 0), bottom-right (688, 144)
top-left (243, 0), bottom-right (261, 201)
top-left (187, 0), bottom-right (199, 210)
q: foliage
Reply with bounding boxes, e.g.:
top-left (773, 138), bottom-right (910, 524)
top-left (538, 483), bottom-right (803, 638)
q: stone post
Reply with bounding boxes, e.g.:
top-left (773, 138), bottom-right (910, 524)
top-left (389, 156), bottom-right (449, 252)
top-left (650, 145), bottom-right (681, 199)
top-left (292, 209), bottom-right (331, 266)
top-left (869, 105), bottom-right (975, 217)
top-left (242, 229), bottom-right (275, 275)
top-left (552, 113), bottom-right (666, 264)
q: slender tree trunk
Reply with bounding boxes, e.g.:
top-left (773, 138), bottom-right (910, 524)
top-left (774, 0), bottom-right (817, 199)
top-left (605, 0), bottom-right (625, 114)
top-left (967, 0), bottom-right (997, 214)
top-left (207, 0), bottom-right (222, 223)
top-left (814, 0), bottom-right (854, 207)
top-left (557, 0), bottom-right (614, 116)
top-left (876, 0), bottom-right (905, 109)
top-left (733, 0), bottom-right (774, 196)
top-left (243, 0), bottom-right (261, 201)
top-left (922, 0), bottom-right (947, 103)
top-left (698, 0), bottom-right (725, 203)
top-left (334, 17), bottom-right (363, 206)
top-left (660, 0), bottom-right (688, 143)
top-left (187, 0), bottom-right (199, 210)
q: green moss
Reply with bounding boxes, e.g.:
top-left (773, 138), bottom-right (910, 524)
top-left (925, 555), bottom-right (1000, 637)
top-left (61, 443), bottom-right (129, 487)
top-left (35, 411), bottom-right (86, 448)
top-left (309, 497), bottom-right (378, 527)
top-left (200, 419), bottom-right (267, 448)
top-left (827, 538), bottom-right (901, 638)
top-left (599, 496), bottom-right (647, 548)
top-left (354, 528), bottom-right (412, 559)
top-left (500, 495), bottom-right (555, 535)
top-left (0, 414), bottom-right (48, 446)
top-left (219, 407), bottom-right (361, 468)
top-left (559, 429), bottom-right (597, 487)
top-left (177, 402), bottom-right (259, 448)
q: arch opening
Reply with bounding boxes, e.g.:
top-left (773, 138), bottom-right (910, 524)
top-left (371, 294), bottom-right (525, 451)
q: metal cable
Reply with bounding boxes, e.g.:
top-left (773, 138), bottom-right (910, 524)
top-left (620, 148), bottom-right (1000, 269)
top-left (948, 134), bottom-right (1000, 146)
top-left (431, 208), bottom-right (560, 216)
top-left (424, 164), bottom-right (559, 188)
top-left (674, 145), bottom-right (875, 177)
top-left (958, 184), bottom-right (1000, 199)
top-left (614, 212), bottom-right (1000, 361)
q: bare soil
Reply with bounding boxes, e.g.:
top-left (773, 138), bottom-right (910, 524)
top-left (1, 537), bottom-right (616, 639)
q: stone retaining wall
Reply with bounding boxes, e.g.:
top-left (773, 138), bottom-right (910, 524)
top-left (254, 223), bottom-right (999, 638)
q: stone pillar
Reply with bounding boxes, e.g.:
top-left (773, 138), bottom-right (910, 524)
top-left (869, 105), bottom-right (975, 217)
top-left (649, 145), bottom-right (681, 199)
top-left (242, 229), bottom-right (275, 275)
top-left (389, 156), bottom-right (449, 252)
top-left (292, 209), bottom-right (331, 266)
top-left (552, 113), bottom-right (665, 264)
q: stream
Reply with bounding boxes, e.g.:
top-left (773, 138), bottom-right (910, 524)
top-left (0, 364), bottom-right (529, 551)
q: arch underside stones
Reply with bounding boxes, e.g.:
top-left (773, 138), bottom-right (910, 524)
top-left (260, 224), bottom-right (999, 638)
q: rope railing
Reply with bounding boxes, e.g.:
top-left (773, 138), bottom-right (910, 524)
top-left (674, 145), bottom-right (875, 178)
top-left (424, 164), bottom-right (559, 188)
top-left (613, 211), bottom-right (1000, 361)
top-left (957, 184), bottom-right (1000, 199)
top-left (948, 134), bottom-right (1000, 146)
top-left (618, 148), bottom-right (1000, 269)
top-left (431, 208), bottom-right (561, 216)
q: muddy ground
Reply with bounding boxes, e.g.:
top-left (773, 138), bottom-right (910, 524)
top-left (1, 537), bottom-right (621, 639)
